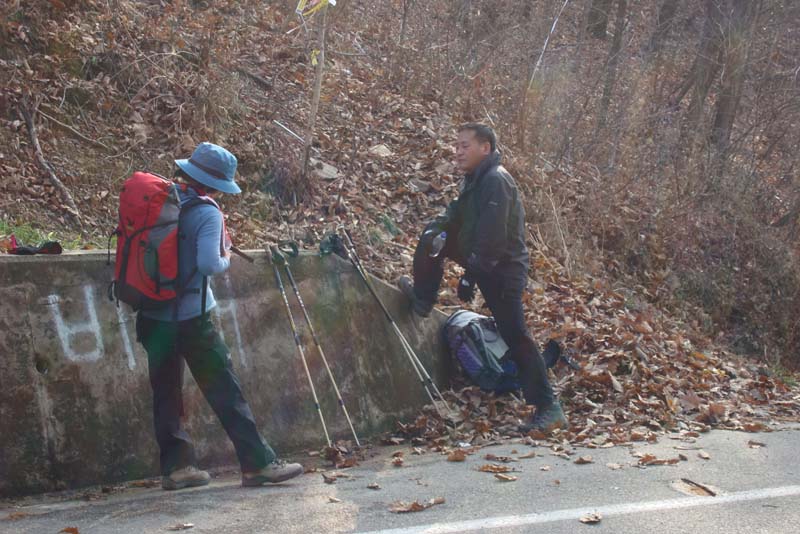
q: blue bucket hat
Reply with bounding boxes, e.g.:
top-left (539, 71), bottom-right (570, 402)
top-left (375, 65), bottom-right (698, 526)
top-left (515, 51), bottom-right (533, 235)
top-left (175, 142), bottom-right (241, 194)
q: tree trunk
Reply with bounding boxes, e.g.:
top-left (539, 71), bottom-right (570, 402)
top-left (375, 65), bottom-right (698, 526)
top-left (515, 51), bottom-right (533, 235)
top-left (595, 0), bottom-right (627, 136)
top-left (587, 0), bottom-right (613, 39)
top-left (646, 0), bottom-right (680, 55)
top-left (683, 0), bottom-right (725, 130)
top-left (398, 0), bottom-right (415, 46)
top-left (302, 6), bottom-right (328, 181)
top-left (518, 0), bottom-right (571, 153)
top-left (391, 0), bottom-right (416, 89)
top-left (710, 0), bottom-right (760, 153)
top-left (18, 95), bottom-right (83, 228)
top-left (279, 0), bottom-right (297, 33)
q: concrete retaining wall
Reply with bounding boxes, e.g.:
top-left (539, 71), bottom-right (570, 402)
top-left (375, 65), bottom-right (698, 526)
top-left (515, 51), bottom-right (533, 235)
top-left (0, 251), bottom-right (448, 497)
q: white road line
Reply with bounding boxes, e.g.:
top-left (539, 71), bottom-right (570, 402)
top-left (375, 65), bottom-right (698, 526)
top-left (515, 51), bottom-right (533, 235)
top-left (355, 485), bottom-right (800, 534)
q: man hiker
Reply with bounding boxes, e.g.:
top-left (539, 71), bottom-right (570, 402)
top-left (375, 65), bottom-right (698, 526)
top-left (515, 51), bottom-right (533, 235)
top-left (136, 142), bottom-right (303, 489)
top-left (399, 124), bottom-right (568, 433)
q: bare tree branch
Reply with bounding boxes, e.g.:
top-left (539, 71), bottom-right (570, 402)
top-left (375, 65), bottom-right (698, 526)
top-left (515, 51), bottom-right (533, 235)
top-left (18, 94), bottom-right (83, 228)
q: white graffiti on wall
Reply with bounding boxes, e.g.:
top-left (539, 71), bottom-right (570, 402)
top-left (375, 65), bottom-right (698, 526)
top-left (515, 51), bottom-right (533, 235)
top-left (213, 275), bottom-right (249, 367)
top-left (49, 279), bottom-right (248, 368)
top-left (48, 286), bottom-right (104, 363)
top-left (116, 306), bottom-right (137, 370)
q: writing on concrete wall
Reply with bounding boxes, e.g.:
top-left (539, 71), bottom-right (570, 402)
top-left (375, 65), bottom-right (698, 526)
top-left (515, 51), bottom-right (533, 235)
top-left (48, 286), bottom-right (104, 363)
top-left (213, 275), bottom-right (248, 367)
top-left (116, 305), bottom-right (137, 370)
top-left (48, 275), bottom-right (248, 368)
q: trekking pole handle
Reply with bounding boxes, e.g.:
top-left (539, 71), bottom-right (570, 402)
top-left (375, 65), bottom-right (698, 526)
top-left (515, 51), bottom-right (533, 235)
top-left (230, 245), bottom-right (255, 263)
top-left (278, 240), bottom-right (300, 257)
top-left (269, 245), bottom-right (286, 266)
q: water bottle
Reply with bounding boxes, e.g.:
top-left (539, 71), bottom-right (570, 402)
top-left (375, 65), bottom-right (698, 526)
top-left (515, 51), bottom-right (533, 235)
top-left (429, 231), bottom-right (447, 258)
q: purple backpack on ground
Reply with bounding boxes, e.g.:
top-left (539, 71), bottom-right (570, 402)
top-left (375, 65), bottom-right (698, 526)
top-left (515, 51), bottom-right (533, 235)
top-left (443, 310), bottom-right (521, 393)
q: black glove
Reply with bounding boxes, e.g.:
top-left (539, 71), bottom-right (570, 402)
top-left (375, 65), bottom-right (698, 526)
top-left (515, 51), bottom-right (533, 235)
top-left (457, 275), bottom-right (476, 302)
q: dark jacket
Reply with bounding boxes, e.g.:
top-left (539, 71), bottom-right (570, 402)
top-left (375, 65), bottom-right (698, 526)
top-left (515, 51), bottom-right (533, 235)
top-left (434, 151), bottom-right (529, 280)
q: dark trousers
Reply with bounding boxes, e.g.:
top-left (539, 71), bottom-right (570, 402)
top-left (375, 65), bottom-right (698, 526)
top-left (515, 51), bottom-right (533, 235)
top-left (136, 313), bottom-right (275, 475)
top-left (412, 232), bottom-right (555, 408)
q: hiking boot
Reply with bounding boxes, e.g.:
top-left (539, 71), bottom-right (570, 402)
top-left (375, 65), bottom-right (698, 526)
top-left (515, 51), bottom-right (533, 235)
top-left (242, 459), bottom-right (304, 486)
top-left (519, 401), bottom-right (568, 434)
top-left (161, 466), bottom-right (211, 491)
top-left (398, 276), bottom-right (433, 317)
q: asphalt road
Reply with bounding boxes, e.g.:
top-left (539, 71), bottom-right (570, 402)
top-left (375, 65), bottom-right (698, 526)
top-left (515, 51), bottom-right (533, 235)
top-left (3, 426), bottom-right (799, 534)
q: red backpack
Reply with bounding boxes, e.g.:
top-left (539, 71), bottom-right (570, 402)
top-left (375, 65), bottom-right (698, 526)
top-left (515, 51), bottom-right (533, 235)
top-left (110, 172), bottom-right (217, 312)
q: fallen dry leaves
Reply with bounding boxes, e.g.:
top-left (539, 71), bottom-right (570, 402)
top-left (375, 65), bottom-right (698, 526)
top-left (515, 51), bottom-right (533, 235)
top-left (166, 524), bottom-right (194, 532)
top-left (322, 472), bottom-right (351, 484)
top-left (383, 302), bottom-right (798, 459)
top-left (447, 450), bottom-right (467, 462)
top-left (672, 478), bottom-right (718, 497)
top-left (389, 497), bottom-right (445, 513)
top-left (324, 444), bottom-right (360, 469)
top-left (477, 464), bottom-right (515, 474)
top-left (484, 454), bottom-right (517, 463)
top-left (579, 513), bottom-right (602, 524)
top-left (636, 453), bottom-right (682, 466)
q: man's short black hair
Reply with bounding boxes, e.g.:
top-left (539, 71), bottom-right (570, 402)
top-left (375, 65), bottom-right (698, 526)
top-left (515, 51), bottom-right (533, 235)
top-left (458, 123), bottom-right (497, 152)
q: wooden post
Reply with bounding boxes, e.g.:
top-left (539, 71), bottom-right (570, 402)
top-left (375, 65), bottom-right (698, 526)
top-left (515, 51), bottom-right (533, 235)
top-left (302, 4), bottom-right (328, 181)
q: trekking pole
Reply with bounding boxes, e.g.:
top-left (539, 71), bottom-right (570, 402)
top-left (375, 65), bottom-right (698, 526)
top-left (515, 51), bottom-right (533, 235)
top-left (337, 230), bottom-right (431, 383)
top-left (269, 245), bottom-right (332, 448)
top-left (337, 228), bottom-right (453, 416)
top-left (230, 245), bottom-right (255, 263)
top-left (324, 228), bottom-right (448, 417)
top-left (341, 229), bottom-right (453, 409)
top-left (279, 247), bottom-right (362, 447)
top-left (341, 229), bottom-right (453, 416)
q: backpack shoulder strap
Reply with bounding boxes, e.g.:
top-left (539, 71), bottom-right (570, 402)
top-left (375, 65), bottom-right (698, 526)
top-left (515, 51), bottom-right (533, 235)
top-left (180, 195), bottom-right (219, 212)
top-left (177, 194), bottom-right (223, 319)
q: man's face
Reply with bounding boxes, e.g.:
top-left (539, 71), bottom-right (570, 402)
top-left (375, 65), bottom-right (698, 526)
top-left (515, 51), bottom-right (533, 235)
top-left (455, 129), bottom-right (491, 174)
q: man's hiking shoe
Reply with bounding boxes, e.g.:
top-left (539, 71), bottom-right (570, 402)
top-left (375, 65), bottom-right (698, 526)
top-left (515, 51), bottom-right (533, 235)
top-left (162, 466), bottom-right (210, 490)
top-left (398, 276), bottom-right (433, 317)
top-left (519, 401), bottom-right (568, 434)
top-left (242, 459), bottom-right (303, 486)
